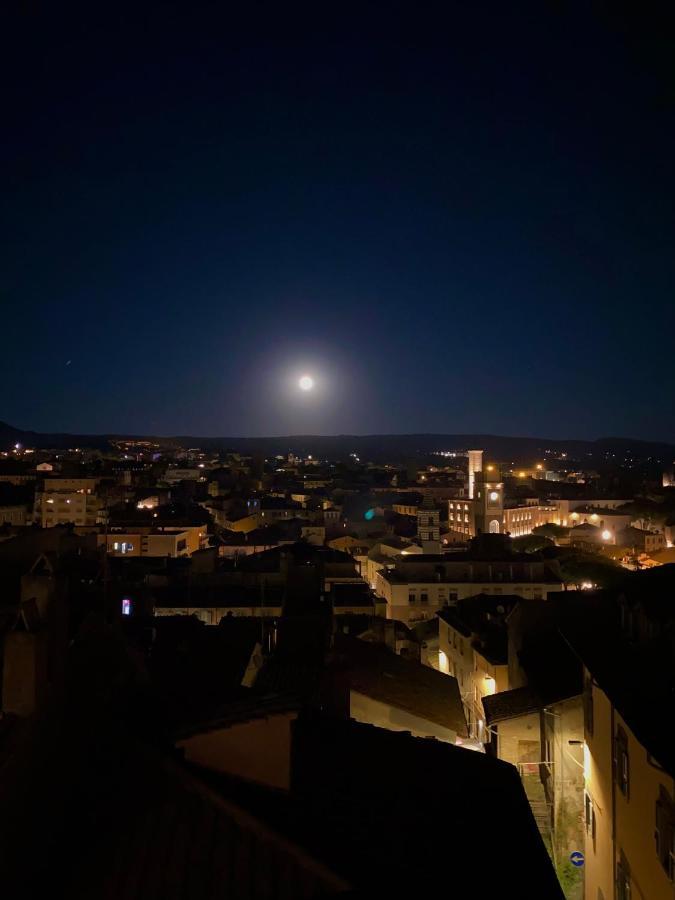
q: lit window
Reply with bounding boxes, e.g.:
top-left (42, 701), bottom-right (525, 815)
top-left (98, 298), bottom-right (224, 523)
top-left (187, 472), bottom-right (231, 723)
top-left (121, 598), bottom-right (132, 616)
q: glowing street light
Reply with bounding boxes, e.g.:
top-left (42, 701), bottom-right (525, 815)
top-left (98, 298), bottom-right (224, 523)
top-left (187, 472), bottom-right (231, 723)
top-left (298, 375), bottom-right (314, 391)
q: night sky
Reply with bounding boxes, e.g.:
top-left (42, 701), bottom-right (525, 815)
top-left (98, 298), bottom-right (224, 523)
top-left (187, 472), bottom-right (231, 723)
top-left (3, 3), bottom-right (675, 440)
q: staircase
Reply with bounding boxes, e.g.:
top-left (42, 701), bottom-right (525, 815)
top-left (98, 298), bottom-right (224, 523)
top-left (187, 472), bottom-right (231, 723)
top-left (520, 772), bottom-right (553, 854)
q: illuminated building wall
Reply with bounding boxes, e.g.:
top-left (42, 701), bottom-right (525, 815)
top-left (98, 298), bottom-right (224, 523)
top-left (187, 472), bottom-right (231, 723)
top-left (583, 673), bottom-right (674, 900)
top-left (35, 489), bottom-right (102, 527)
top-left (0, 505), bottom-right (29, 526)
top-left (98, 525), bottom-right (206, 557)
top-left (503, 504), bottom-right (555, 536)
top-left (438, 618), bottom-right (508, 741)
top-left (474, 467), bottom-right (504, 535)
top-left (467, 449), bottom-right (483, 500)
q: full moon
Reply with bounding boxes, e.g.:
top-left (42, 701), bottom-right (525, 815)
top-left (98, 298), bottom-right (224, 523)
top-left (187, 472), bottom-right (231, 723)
top-left (298, 375), bottom-right (314, 391)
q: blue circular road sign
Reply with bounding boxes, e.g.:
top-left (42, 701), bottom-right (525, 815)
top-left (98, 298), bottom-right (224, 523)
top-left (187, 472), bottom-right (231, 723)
top-left (569, 851), bottom-right (585, 868)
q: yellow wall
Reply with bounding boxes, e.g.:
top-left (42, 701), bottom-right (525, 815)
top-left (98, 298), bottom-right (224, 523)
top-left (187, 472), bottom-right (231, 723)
top-left (614, 711), bottom-right (674, 900)
top-left (495, 714), bottom-right (541, 768)
top-left (98, 525), bottom-right (205, 557)
top-left (329, 535), bottom-right (365, 552)
top-left (177, 713), bottom-right (296, 790)
top-left (439, 621), bottom-right (509, 740)
top-left (350, 690), bottom-right (458, 744)
top-left (584, 681), bottom-right (617, 900)
top-left (225, 514), bottom-right (259, 533)
top-left (584, 677), bottom-right (675, 900)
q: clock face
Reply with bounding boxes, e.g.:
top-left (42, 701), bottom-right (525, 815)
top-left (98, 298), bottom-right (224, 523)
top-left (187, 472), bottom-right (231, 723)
top-left (489, 491), bottom-right (499, 502)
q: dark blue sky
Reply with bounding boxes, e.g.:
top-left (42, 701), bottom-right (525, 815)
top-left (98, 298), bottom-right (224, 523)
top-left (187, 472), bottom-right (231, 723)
top-left (3, 3), bottom-right (675, 439)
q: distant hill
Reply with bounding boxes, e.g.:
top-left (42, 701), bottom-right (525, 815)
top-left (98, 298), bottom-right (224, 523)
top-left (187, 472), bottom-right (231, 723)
top-left (1, 420), bottom-right (673, 463)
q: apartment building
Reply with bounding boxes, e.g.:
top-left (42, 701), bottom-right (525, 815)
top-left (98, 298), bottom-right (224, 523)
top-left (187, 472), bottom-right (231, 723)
top-left (35, 477), bottom-right (103, 527)
top-left (99, 525), bottom-right (207, 557)
top-left (559, 572), bottom-right (675, 900)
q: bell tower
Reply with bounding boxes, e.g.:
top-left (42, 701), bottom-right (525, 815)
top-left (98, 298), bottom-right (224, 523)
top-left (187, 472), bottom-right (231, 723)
top-left (474, 465), bottom-right (504, 535)
top-left (417, 496), bottom-right (441, 553)
top-left (467, 449), bottom-right (483, 499)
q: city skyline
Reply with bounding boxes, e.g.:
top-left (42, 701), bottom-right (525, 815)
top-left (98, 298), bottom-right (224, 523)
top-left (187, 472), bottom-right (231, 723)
top-left (2, 6), bottom-right (674, 898)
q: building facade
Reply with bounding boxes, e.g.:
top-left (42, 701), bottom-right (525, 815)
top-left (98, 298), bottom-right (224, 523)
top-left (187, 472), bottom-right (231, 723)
top-left (583, 675), bottom-right (674, 900)
top-left (416, 495), bottom-right (441, 553)
top-left (99, 525), bottom-right (206, 557)
top-left (35, 482), bottom-right (103, 528)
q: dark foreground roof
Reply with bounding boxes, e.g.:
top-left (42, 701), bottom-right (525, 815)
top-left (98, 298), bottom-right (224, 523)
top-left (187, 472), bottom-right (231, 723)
top-left (288, 713), bottom-right (563, 897)
top-left (185, 711), bottom-right (564, 898)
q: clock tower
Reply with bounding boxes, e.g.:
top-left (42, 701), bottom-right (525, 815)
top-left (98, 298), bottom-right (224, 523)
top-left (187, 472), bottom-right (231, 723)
top-left (474, 466), bottom-right (504, 535)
